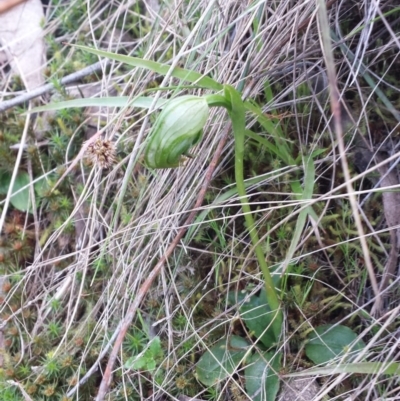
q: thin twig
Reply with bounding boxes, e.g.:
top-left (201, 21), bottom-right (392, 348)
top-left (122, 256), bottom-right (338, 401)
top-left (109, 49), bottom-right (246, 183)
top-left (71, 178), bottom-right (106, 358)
top-left (94, 124), bottom-right (231, 401)
top-left (0, 60), bottom-right (108, 113)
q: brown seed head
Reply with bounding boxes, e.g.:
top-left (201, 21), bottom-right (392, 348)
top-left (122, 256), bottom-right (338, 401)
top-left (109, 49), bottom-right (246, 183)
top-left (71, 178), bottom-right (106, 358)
top-left (85, 138), bottom-right (116, 168)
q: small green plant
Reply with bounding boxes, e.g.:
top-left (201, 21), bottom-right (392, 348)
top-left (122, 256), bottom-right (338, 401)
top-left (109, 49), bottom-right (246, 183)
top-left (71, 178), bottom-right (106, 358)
top-left (196, 287), bottom-right (367, 399)
top-left (195, 334), bottom-right (281, 401)
top-left (124, 329), bottom-right (147, 354)
top-left (124, 336), bottom-right (164, 373)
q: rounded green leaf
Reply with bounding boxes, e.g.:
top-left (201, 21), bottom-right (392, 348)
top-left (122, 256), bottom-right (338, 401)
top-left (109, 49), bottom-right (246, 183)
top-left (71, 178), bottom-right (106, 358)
top-left (196, 335), bottom-right (250, 387)
top-left (305, 324), bottom-right (366, 365)
top-left (239, 289), bottom-right (279, 348)
top-left (0, 171), bottom-right (32, 212)
top-left (245, 350), bottom-right (281, 401)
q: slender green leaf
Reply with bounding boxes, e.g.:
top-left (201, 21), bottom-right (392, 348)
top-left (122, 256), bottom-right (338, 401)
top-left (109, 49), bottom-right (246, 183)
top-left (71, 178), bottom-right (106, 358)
top-left (245, 130), bottom-right (289, 163)
top-left (285, 361), bottom-right (400, 377)
top-left (263, 79), bottom-right (275, 104)
top-left (290, 180), bottom-right (320, 223)
top-left (280, 157), bottom-right (315, 273)
top-left (30, 96), bottom-right (168, 113)
top-left (345, 7), bottom-right (400, 39)
top-left (244, 99), bottom-right (294, 165)
top-left (73, 45), bottom-right (223, 91)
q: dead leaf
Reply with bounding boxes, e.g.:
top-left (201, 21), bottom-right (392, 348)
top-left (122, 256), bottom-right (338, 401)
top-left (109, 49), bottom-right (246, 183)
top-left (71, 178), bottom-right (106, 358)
top-left (0, 0), bottom-right (45, 90)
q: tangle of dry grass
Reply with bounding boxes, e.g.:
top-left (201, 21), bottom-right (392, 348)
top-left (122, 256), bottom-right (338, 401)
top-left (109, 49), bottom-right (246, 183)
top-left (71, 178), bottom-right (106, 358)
top-left (1, 1), bottom-right (400, 400)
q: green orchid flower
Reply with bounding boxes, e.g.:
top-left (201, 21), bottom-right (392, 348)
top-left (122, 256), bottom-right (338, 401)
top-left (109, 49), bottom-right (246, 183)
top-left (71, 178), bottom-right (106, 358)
top-left (144, 95), bottom-right (209, 168)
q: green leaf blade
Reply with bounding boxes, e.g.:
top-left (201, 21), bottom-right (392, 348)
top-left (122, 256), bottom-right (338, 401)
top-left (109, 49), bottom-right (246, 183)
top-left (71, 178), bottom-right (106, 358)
top-left (196, 336), bottom-right (250, 387)
top-left (0, 171), bottom-right (32, 212)
top-left (74, 45), bottom-right (223, 90)
top-left (245, 351), bottom-right (281, 401)
top-left (29, 96), bottom-right (168, 113)
top-left (306, 324), bottom-right (366, 365)
top-left (285, 361), bottom-right (400, 377)
top-left (240, 289), bottom-right (279, 349)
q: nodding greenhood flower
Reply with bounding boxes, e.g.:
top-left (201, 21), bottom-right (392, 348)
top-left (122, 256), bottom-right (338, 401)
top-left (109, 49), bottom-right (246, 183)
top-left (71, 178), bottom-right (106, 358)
top-left (144, 95), bottom-right (209, 168)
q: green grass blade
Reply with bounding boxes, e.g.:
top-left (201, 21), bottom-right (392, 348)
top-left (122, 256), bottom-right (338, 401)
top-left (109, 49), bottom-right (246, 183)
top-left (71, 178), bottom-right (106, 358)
top-left (73, 45), bottom-right (223, 91)
top-left (280, 157), bottom-right (315, 274)
top-left (28, 84), bottom-right (208, 113)
top-left (291, 180), bottom-right (320, 224)
top-left (29, 96), bottom-right (168, 113)
top-left (285, 362), bottom-right (400, 377)
top-left (244, 100), bottom-right (294, 165)
top-left (345, 7), bottom-right (400, 39)
top-left (245, 130), bottom-right (290, 164)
